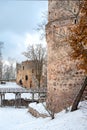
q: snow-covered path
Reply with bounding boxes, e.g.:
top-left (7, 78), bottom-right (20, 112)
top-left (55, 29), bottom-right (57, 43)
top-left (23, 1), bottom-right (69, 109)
top-left (0, 107), bottom-right (48, 130)
top-left (0, 108), bottom-right (34, 130)
top-left (0, 101), bottom-right (87, 130)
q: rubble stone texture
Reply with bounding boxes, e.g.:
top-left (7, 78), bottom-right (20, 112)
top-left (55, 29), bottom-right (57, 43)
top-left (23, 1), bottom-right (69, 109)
top-left (46, 0), bottom-right (86, 112)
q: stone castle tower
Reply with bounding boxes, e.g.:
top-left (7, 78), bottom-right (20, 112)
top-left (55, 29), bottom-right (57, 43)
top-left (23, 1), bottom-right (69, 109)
top-left (46, 0), bottom-right (86, 112)
top-left (16, 61), bottom-right (37, 88)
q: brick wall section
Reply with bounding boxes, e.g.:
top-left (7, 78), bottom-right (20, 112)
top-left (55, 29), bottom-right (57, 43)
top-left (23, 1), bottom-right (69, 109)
top-left (46, 0), bottom-right (86, 112)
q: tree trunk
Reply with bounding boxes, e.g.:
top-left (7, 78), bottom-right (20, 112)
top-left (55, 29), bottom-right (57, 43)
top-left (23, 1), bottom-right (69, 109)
top-left (38, 79), bottom-right (40, 88)
top-left (38, 79), bottom-right (41, 99)
top-left (71, 76), bottom-right (87, 112)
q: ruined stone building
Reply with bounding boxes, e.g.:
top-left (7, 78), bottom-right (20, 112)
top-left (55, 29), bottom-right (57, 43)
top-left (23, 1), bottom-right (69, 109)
top-left (16, 60), bottom-right (36, 88)
top-left (46, 0), bottom-right (86, 112)
top-left (16, 60), bottom-right (47, 89)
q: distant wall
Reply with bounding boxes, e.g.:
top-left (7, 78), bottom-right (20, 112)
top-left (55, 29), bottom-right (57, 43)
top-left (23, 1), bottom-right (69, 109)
top-left (16, 61), bottom-right (37, 89)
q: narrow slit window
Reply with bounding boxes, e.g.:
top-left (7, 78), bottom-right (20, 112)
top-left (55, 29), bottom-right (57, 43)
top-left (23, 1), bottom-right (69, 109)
top-left (75, 19), bottom-right (77, 24)
top-left (25, 75), bottom-right (28, 81)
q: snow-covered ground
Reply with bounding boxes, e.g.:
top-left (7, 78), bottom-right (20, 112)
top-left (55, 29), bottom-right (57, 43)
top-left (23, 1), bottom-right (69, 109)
top-left (0, 101), bottom-right (87, 130)
top-left (0, 82), bottom-right (87, 130)
top-left (0, 82), bottom-right (38, 100)
top-left (0, 82), bottom-right (21, 88)
top-left (29, 102), bottom-right (48, 115)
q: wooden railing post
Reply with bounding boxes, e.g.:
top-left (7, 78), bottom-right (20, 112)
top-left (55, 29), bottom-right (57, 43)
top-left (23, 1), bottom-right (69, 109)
top-left (0, 94), bottom-right (2, 107)
top-left (32, 92), bottom-right (34, 102)
top-left (15, 93), bottom-right (21, 108)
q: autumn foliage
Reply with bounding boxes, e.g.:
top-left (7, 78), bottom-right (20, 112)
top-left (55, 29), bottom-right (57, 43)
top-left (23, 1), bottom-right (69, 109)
top-left (67, 0), bottom-right (87, 111)
top-left (68, 0), bottom-right (87, 73)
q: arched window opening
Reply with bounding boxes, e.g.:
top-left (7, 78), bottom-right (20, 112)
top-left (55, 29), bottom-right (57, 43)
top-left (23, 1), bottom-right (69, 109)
top-left (74, 19), bottom-right (77, 24)
top-left (32, 69), bottom-right (34, 73)
top-left (25, 75), bottom-right (28, 81)
top-left (23, 66), bottom-right (24, 70)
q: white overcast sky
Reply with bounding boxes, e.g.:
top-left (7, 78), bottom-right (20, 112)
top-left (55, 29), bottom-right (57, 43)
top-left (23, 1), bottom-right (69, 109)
top-left (0, 1), bottom-right (48, 62)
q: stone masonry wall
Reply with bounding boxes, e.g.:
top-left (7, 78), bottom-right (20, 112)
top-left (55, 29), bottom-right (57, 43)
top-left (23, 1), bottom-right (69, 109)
top-left (46, 0), bottom-right (86, 112)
